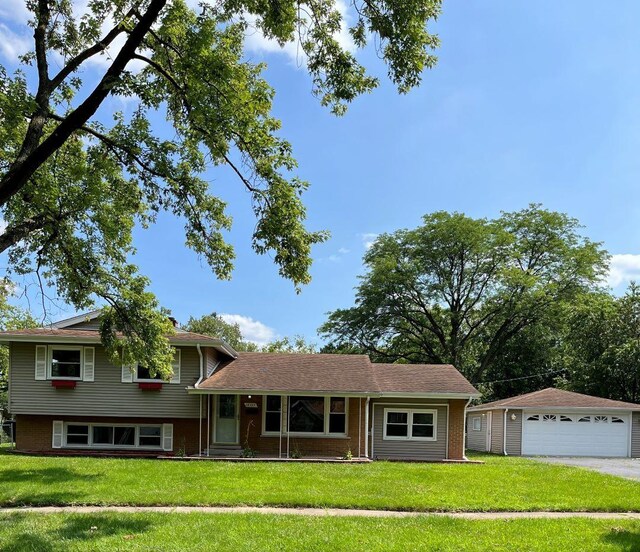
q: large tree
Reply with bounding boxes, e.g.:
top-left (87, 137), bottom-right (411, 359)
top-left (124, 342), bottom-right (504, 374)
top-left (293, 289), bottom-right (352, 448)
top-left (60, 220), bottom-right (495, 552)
top-left (319, 205), bottom-right (607, 384)
top-left (184, 311), bottom-right (315, 352)
top-left (0, 0), bottom-right (441, 377)
top-left (564, 284), bottom-right (640, 403)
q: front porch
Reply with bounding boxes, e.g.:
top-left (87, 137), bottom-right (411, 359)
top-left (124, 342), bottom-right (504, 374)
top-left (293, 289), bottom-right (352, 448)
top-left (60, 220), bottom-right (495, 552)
top-left (193, 393), bottom-right (369, 460)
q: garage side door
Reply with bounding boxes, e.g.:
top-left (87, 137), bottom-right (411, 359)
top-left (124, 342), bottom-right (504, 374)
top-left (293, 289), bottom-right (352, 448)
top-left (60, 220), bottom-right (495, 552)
top-left (521, 413), bottom-right (630, 457)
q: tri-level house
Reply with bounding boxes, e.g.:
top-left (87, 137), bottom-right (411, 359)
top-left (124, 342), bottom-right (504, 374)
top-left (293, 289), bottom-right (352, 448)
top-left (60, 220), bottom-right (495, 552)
top-left (1, 311), bottom-right (479, 461)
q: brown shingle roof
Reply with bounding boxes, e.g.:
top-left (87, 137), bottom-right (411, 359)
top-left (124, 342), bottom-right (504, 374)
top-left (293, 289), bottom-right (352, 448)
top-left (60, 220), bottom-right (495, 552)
top-left (0, 327), bottom-right (232, 348)
top-left (199, 354), bottom-right (480, 396)
top-left (372, 363), bottom-right (480, 395)
top-left (199, 352), bottom-right (379, 393)
top-left (469, 387), bottom-right (640, 411)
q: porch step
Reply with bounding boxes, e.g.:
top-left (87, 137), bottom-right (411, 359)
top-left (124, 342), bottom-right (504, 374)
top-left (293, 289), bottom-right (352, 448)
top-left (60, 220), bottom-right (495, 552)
top-left (206, 445), bottom-right (242, 457)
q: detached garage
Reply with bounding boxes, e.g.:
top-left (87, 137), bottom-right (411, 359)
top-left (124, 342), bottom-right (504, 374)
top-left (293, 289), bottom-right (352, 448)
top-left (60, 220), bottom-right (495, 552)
top-left (466, 388), bottom-right (640, 458)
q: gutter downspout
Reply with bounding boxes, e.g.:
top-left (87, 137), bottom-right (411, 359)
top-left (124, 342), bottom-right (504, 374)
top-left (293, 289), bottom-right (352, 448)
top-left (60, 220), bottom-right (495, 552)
top-left (286, 395), bottom-right (291, 459)
top-left (503, 408), bottom-right (509, 456)
top-left (462, 397), bottom-right (473, 460)
top-left (196, 344), bottom-right (204, 457)
top-left (358, 397), bottom-right (362, 458)
top-left (364, 396), bottom-right (370, 458)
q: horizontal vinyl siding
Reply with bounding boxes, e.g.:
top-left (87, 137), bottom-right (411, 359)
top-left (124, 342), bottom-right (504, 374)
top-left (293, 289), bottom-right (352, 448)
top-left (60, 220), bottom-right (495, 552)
top-left (505, 409), bottom-right (522, 456)
top-left (632, 413), bottom-right (640, 458)
top-left (205, 348), bottom-right (218, 377)
top-left (371, 398), bottom-right (448, 460)
top-left (9, 342), bottom-right (202, 418)
top-left (466, 413), bottom-right (487, 452)
top-left (490, 409), bottom-right (504, 454)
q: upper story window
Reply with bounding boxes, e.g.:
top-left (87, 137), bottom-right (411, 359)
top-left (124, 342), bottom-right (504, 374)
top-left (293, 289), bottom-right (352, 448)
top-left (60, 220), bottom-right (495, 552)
top-left (50, 347), bottom-right (82, 380)
top-left (135, 365), bottom-right (163, 382)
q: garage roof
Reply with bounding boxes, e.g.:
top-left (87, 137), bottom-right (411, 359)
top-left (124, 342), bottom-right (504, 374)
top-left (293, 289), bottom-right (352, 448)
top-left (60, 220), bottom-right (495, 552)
top-left (469, 387), bottom-right (640, 411)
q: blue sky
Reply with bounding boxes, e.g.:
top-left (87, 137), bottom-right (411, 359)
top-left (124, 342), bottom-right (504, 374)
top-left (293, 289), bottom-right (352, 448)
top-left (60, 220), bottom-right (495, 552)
top-left (2, 0), bottom-right (640, 344)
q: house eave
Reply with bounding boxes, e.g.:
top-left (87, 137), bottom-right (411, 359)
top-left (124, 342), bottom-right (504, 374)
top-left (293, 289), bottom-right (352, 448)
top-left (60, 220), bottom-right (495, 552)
top-left (468, 405), bottom-right (640, 412)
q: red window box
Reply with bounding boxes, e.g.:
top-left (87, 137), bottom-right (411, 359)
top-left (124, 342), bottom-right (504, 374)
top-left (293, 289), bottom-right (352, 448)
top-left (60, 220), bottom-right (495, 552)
top-left (138, 382), bottom-right (163, 391)
top-left (51, 380), bottom-right (77, 389)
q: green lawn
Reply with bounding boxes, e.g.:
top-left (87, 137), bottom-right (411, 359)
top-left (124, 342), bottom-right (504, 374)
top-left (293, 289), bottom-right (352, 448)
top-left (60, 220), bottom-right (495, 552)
top-left (1, 512), bottom-right (639, 551)
top-left (1, 450), bottom-right (639, 512)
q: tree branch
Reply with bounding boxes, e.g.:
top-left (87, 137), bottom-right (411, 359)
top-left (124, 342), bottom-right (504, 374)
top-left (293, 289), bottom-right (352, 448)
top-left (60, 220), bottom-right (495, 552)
top-left (0, 0), bottom-right (168, 207)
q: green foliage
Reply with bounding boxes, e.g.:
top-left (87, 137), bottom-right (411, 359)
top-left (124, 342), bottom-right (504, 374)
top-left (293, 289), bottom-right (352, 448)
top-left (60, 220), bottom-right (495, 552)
top-left (260, 335), bottom-right (317, 354)
top-left (564, 284), bottom-right (640, 403)
top-left (0, 0), bottom-right (440, 378)
top-left (184, 312), bottom-right (254, 352)
top-left (185, 311), bottom-right (316, 353)
top-left (320, 205), bottom-right (608, 384)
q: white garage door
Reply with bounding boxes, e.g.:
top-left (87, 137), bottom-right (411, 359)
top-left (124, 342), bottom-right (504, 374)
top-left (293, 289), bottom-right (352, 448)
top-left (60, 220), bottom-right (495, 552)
top-left (522, 412), bottom-right (630, 457)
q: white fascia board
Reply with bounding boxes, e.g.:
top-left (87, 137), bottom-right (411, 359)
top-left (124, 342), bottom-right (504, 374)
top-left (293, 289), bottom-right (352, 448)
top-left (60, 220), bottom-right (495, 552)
top-left (518, 406), bottom-right (640, 413)
top-left (469, 405), bottom-right (640, 413)
top-left (186, 388), bottom-right (374, 397)
top-left (377, 392), bottom-right (481, 400)
top-left (51, 310), bottom-right (102, 329)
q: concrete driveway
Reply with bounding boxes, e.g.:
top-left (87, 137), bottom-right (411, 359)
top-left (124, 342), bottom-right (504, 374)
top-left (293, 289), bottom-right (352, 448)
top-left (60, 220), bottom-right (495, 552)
top-left (532, 457), bottom-right (640, 481)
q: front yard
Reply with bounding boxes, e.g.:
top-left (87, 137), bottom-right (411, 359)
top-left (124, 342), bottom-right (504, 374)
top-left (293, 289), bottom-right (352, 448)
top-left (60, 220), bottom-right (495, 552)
top-left (0, 512), bottom-right (639, 551)
top-left (1, 450), bottom-right (639, 512)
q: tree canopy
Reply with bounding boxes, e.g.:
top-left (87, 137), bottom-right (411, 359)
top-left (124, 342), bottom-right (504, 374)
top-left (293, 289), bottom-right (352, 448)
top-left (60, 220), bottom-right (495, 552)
top-left (184, 311), bottom-right (316, 353)
top-left (0, 0), bottom-right (441, 378)
top-left (319, 205), bottom-right (608, 385)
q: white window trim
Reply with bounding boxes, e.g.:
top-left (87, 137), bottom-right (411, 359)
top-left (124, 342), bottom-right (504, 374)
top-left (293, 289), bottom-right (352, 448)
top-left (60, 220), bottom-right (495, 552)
top-left (48, 345), bottom-right (83, 381)
top-left (133, 362), bottom-right (167, 383)
top-left (62, 422), bottom-right (164, 450)
top-left (131, 350), bottom-right (181, 384)
top-left (471, 416), bottom-right (481, 431)
top-left (262, 395), bottom-right (283, 435)
top-left (383, 408), bottom-right (437, 442)
top-left (261, 395), bottom-right (349, 437)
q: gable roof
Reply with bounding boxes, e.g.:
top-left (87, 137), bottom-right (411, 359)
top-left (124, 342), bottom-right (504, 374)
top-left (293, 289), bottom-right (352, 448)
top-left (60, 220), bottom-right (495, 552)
top-left (198, 352), bottom-right (378, 395)
top-left (196, 355), bottom-right (480, 396)
top-left (0, 327), bottom-right (238, 357)
top-left (468, 387), bottom-right (640, 411)
top-left (372, 363), bottom-right (480, 396)
top-left (51, 310), bottom-right (102, 329)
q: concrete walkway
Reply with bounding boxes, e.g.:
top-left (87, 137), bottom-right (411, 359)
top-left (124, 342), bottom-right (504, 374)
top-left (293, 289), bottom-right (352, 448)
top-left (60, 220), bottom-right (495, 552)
top-left (1, 506), bottom-right (640, 520)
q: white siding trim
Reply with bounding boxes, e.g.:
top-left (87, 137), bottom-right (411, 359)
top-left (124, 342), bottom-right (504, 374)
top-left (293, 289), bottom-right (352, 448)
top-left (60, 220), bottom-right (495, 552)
top-left (170, 350), bottom-right (181, 384)
top-left (162, 423), bottom-right (173, 451)
top-left (35, 345), bottom-right (47, 380)
top-left (52, 420), bottom-right (63, 448)
top-left (121, 364), bottom-right (133, 383)
top-left (83, 347), bottom-right (95, 382)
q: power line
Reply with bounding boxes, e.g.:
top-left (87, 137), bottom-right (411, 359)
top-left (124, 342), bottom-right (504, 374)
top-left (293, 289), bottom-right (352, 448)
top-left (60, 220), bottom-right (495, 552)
top-left (474, 367), bottom-right (566, 386)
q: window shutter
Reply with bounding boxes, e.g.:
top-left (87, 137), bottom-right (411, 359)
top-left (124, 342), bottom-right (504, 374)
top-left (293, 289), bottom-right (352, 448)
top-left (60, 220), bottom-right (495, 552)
top-left (170, 350), bottom-right (181, 384)
top-left (83, 347), bottom-right (95, 382)
top-left (35, 345), bottom-right (47, 380)
top-left (52, 420), bottom-right (63, 448)
top-left (162, 424), bottom-right (173, 451)
top-left (121, 364), bottom-right (133, 383)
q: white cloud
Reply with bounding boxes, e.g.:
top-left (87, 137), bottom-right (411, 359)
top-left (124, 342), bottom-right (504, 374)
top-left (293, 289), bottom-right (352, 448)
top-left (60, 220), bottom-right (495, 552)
top-left (0, 23), bottom-right (31, 61)
top-left (360, 233), bottom-right (379, 250)
top-left (219, 313), bottom-right (277, 345)
top-left (607, 254), bottom-right (640, 288)
top-left (243, 0), bottom-right (355, 66)
top-left (0, 0), bottom-right (30, 25)
top-left (338, 247), bottom-right (350, 255)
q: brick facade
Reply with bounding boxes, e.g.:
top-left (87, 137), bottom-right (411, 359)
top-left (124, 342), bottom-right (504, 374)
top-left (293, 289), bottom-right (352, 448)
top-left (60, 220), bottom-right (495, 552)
top-left (237, 395), bottom-right (367, 458)
top-left (15, 414), bottom-right (204, 455)
top-left (447, 399), bottom-right (467, 460)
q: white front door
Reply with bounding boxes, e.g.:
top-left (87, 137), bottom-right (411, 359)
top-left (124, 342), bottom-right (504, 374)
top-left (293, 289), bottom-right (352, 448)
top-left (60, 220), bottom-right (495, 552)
top-left (486, 411), bottom-right (492, 452)
top-left (521, 412), bottom-right (630, 457)
top-left (214, 394), bottom-right (238, 444)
